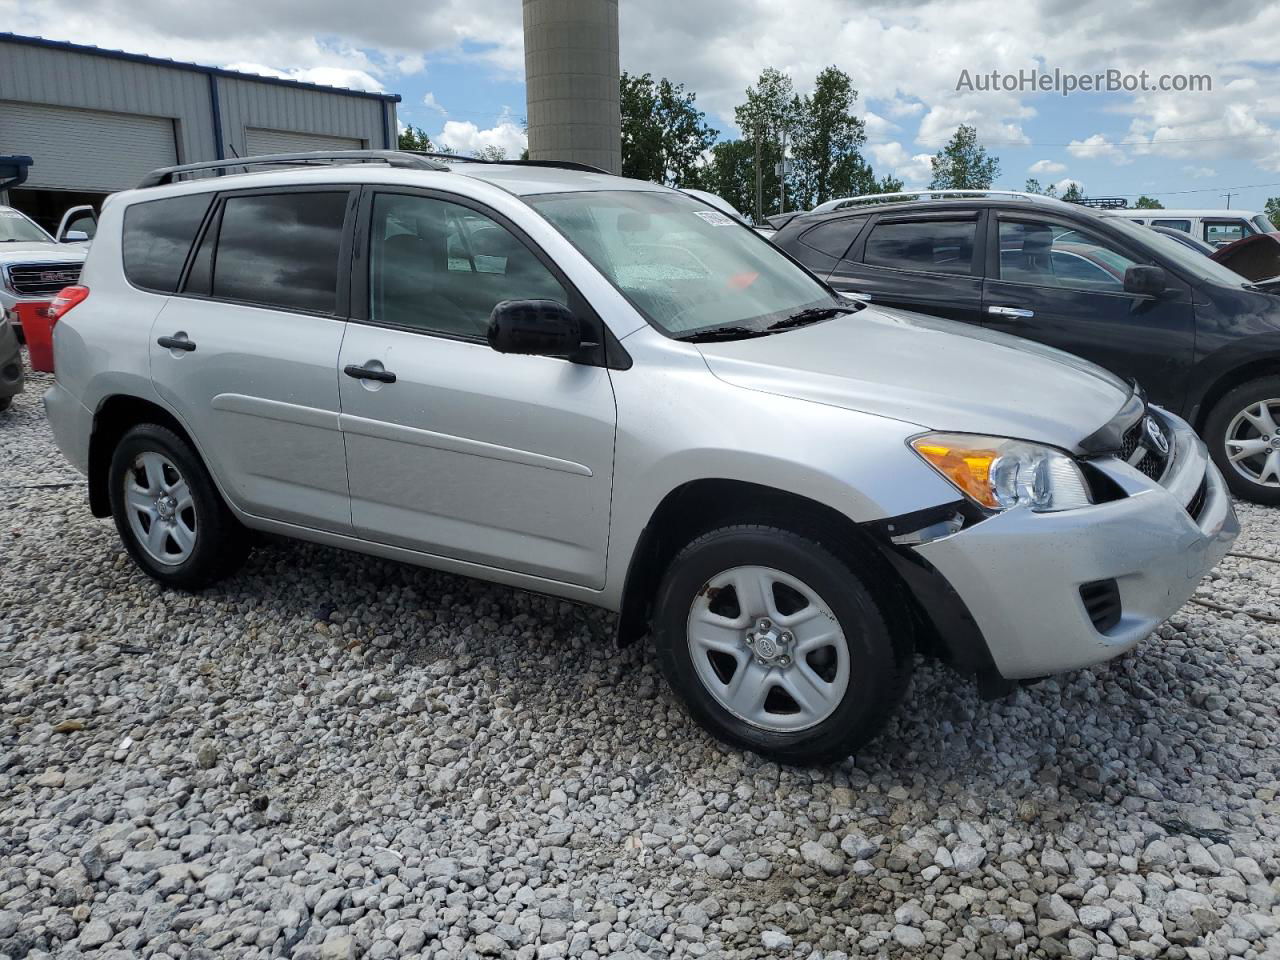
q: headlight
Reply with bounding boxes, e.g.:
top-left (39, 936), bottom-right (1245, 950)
top-left (910, 433), bottom-right (1092, 513)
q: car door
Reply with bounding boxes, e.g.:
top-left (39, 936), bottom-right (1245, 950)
top-left (149, 186), bottom-right (355, 534)
top-left (827, 210), bottom-right (986, 325)
top-left (337, 187), bottom-right (617, 589)
top-left (983, 213), bottom-right (1196, 412)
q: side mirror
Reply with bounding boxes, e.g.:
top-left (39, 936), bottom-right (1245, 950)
top-left (62, 230), bottom-right (89, 243)
top-left (488, 299), bottom-right (583, 358)
top-left (1124, 265), bottom-right (1167, 297)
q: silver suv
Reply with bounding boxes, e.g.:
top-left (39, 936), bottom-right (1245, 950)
top-left (45, 151), bottom-right (1238, 764)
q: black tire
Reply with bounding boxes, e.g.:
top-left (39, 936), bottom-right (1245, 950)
top-left (1204, 375), bottom-right (1280, 506)
top-left (652, 524), bottom-right (913, 765)
top-left (107, 423), bottom-right (249, 589)
top-left (0, 395), bottom-right (11, 413)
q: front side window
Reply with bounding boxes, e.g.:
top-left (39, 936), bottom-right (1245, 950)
top-left (0, 208), bottom-right (54, 243)
top-left (528, 189), bottom-right (835, 337)
top-left (123, 194), bottom-right (212, 292)
top-left (210, 192), bottom-right (348, 313)
top-left (1204, 220), bottom-right (1254, 246)
top-left (1253, 214), bottom-right (1277, 233)
top-left (998, 219), bottom-right (1138, 292)
top-left (369, 193), bottom-right (567, 338)
top-left (863, 219), bottom-right (976, 275)
top-left (1151, 219), bottom-right (1191, 232)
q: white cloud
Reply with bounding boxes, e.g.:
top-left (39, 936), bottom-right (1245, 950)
top-left (1028, 158), bottom-right (1066, 175)
top-left (863, 111), bottom-right (895, 139)
top-left (397, 54), bottom-right (425, 75)
top-left (222, 61), bottom-right (384, 92)
top-left (1066, 134), bottom-right (1130, 165)
top-left (868, 142), bottom-right (934, 186)
top-left (437, 117), bottom-right (527, 157)
top-left (1183, 165), bottom-right (1216, 179)
top-left (422, 92), bottom-right (448, 116)
top-left (1053, 177), bottom-right (1082, 194)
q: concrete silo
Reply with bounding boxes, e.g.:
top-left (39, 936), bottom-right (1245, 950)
top-left (522, 0), bottom-right (621, 175)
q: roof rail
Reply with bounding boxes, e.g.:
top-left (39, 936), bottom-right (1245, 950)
top-left (811, 189), bottom-right (1073, 215)
top-left (137, 150), bottom-right (448, 188)
top-left (401, 151), bottom-right (609, 175)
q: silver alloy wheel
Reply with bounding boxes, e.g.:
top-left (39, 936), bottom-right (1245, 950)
top-left (686, 565), bottom-right (851, 733)
top-left (123, 451), bottom-right (197, 566)
top-left (1224, 398), bottom-right (1280, 488)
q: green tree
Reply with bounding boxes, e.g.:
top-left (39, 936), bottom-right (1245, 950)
top-left (1264, 197), bottom-right (1280, 224)
top-left (476, 145), bottom-right (507, 162)
top-left (398, 125), bottom-right (435, 152)
top-left (691, 139), bottom-right (758, 219)
top-left (735, 68), bottom-right (800, 219)
top-left (1134, 195), bottom-right (1164, 209)
top-left (790, 67), bottom-right (865, 209)
top-left (620, 72), bottom-right (717, 186)
top-left (929, 124), bottom-right (1000, 190)
top-left (1024, 177), bottom-right (1057, 197)
top-left (1060, 182), bottom-right (1084, 203)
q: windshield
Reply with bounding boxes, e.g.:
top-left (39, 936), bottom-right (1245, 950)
top-left (1254, 214), bottom-right (1277, 234)
top-left (527, 189), bottom-right (836, 336)
top-left (1108, 217), bottom-right (1256, 288)
top-left (0, 209), bottom-right (54, 243)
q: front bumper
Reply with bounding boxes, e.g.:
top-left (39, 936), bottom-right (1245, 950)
top-left (913, 408), bottom-right (1238, 679)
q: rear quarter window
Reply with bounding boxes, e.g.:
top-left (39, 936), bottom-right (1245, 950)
top-left (122, 194), bottom-right (213, 293)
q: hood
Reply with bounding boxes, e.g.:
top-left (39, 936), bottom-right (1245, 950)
top-left (697, 305), bottom-right (1131, 452)
top-left (0, 242), bottom-right (87, 266)
top-left (1210, 232), bottom-right (1280, 284)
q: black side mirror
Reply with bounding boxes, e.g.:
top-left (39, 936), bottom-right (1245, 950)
top-left (488, 299), bottom-right (583, 358)
top-left (1124, 265), bottom-right (1167, 297)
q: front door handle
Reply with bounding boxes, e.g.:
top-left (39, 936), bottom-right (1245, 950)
top-left (986, 305), bottom-right (1035, 320)
top-left (157, 334), bottom-right (196, 352)
top-left (344, 363), bottom-right (397, 384)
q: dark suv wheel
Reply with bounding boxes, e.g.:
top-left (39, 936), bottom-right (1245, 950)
top-left (107, 423), bottom-right (249, 588)
top-left (1205, 375), bottom-right (1280, 506)
top-left (652, 524), bottom-right (913, 765)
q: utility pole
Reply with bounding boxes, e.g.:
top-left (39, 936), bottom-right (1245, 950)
top-left (1224, 192), bottom-right (1236, 209)
top-left (754, 124), bottom-right (763, 225)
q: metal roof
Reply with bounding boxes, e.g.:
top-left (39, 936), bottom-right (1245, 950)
top-left (0, 32), bottom-right (402, 103)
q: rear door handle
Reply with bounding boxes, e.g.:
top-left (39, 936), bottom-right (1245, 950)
top-left (157, 334), bottom-right (196, 352)
top-left (343, 363), bottom-right (397, 384)
top-left (986, 306), bottom-right (1034, 320)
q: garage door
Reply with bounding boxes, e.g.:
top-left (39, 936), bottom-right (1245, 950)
top-left (0, 101), bottom-right (177, 192)
top-left (245, 128), bottom-right (365, 156)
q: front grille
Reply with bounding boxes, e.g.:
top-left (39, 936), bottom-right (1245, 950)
top-left (1080, 579), bottom-right (1122, 633)
top-left (1119, 416), bottom-right (1168, 482)
top-left (5, 262), bottom-right (82, 297)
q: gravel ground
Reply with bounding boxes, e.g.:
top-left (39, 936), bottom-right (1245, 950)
top-left (2, 362), bottom-right (1279, 960)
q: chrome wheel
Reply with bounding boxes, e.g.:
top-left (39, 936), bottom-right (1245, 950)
top-left (686, 565), bottom-right (850, 733)
top-left (123, 451), bottom-right (197, 566)
top-left (1224, 398), bottom-right (1280, 488)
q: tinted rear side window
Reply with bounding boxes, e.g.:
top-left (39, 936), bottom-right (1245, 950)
top-left (212, 192), bottom-right (348, 314)
top-left (123, 194), bottom-right (213, 292)
top-left (799, 216), bottom-right (867, 258)
top-left (864, 219), bottom-right (976, 275)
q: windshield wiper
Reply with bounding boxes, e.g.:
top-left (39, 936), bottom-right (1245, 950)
top-left (674, 325), bottom-right (768, 343)
top-left (763, 305), bottom-right (855, 332)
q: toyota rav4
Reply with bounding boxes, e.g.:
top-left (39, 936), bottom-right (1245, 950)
top-left (43, 151), bottom-right (1238, 764)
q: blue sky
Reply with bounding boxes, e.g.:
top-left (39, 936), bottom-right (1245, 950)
top-left (12, 0), bottom-right (1280, 212)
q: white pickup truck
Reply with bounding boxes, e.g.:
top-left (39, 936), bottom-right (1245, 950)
top-left (0, 204), bottom-right (92, 337)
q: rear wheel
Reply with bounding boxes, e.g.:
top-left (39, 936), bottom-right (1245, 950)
top-left (0, 396), bottom-right (11, 413)
top-left (653, 524), bottom-right (912, 765)
top-left (1205, 376), bottom-right (1280, 505)
top-left (107, 423), bottom-right (248, 588)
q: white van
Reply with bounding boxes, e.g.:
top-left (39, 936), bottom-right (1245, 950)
top-left (1102, 208), bottom-right (1276, 248)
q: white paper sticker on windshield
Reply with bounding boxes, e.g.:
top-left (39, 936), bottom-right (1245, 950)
top-left (694, 210), bottom-right (735, 227)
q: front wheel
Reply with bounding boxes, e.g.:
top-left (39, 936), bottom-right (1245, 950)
top-left (107, 423), bottom-right (248, 589)
top-left (652, 525), bottom-right (912, 765)
top-left (1205, 376), bottom-right (1280, 505)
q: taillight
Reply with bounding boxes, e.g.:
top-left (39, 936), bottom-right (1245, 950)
top-left (47, 285), bottom-right (89, 323)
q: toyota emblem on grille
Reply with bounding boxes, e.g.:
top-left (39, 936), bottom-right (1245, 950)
top-left (1143, 416), bottom-right (1169, 457)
